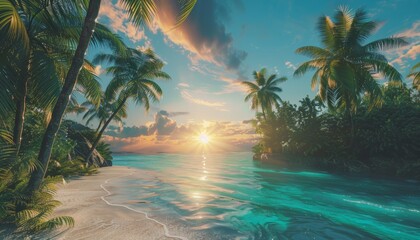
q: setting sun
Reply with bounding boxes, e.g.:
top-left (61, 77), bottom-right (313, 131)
top-left (198, 133), bottom-right (210, 144)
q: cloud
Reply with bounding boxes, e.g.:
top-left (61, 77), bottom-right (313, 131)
top-left (285, 61), bottom-right (297, 70)
top-left (389, 21), bottom-right (420, 67)
top-left (184, 62), bottom-right (249, 95)
top-left (136, 39), bottom-right (154, 52)
top-left (396, 21), bottom-right (420, 39)
top-left (94, 65), bottom-right (103, 75)
top-left (391, 44), bottom-right (420, 66)
top-left (242, 119), bottom-right (254, 124)
top-left (214, 76), bottom-right (248, 94)
top-left (105, 110), bottom-right (188, 138)
top-left (178, 82), bottom-right (190, 88)
top-left (147, 111), bottom-right (177, 135)
top-left (99, 0), bottom-right (147, 43)
top-left (168, 111), bottom-right (189, 117)
top-left (180, 90), bottom-right (226, 108)
top-left (152, 0), bottom-right (247, 71)
top-left (104, 119), bottom-right (259, 154)
top-left (106, 125), bottom-right (148, 138)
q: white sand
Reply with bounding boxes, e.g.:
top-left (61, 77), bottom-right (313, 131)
top-left (48, 166), bottom-right (183, 240)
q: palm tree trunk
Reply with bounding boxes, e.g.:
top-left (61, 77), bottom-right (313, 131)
top-left (13, 54), bottom-right (30, 153)
top-left (27, 0), bottom-right (102, 193)
top-left (85, 98), bottom-right (127, 166)
top-left (344, 96), bottom-right (355, 146)
top-left (261, 107), bottom-right (267, 120)
top-left (95, 119), bottom-right (103, 133)
top-left (13, 92), bottom-right (26, 153)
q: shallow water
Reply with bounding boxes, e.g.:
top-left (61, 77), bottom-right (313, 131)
top-left (112, 152), bottom-right (420, 240)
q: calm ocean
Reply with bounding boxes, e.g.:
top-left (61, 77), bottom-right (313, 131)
top-left (110, 152), bottom-right (420, 240)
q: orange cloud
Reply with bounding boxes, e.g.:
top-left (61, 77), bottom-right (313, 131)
top-left (180, 90), bottom-right (226, 108)
top-left (104, 114), bottom-right (258, 154)
top-left (151, 0), bottom-right (247, 70)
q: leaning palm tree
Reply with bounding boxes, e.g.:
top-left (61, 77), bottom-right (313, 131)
top-left (82, 95), bottom-right (127, 133)
top-left (242, 68), bottom-right (287, 119)
top-left (20, 0), bottom-right (196, 192)
top-left (408, 62), bottom-right (420, 90)
top-left (0, 0), bottom-right (125, 153)
top-left (294, 6), bottom-right (407, 113)
top-left (83, 48), bottom-right (171, 165)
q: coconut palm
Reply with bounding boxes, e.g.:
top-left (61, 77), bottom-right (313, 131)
top-left (242, 68), bottom-right (287, 119)
top-left (83, 48), bottom-right (170, 164)
top-left (408, 62), bottom-right (420, 90)
top-left (0, 0), bottom-right (125, 153)
top-left (294, 6), bottom-right (407, 113)
top-left (20, 0), bottom-right (196, 193)
top-left (82, 95), bottom-right (128, 133)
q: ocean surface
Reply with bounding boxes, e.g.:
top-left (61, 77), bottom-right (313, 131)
top-left (111, 152), bottom-right (420, 240)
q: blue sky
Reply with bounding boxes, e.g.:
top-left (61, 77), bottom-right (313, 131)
top-left (78, 0), bottom-right (420, 153)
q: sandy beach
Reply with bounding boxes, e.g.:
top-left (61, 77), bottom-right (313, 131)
top-left (46, 166), bottom-right (183, 240)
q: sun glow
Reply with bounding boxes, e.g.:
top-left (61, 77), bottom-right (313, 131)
top-left (198, 133), bottom-right (210, 144)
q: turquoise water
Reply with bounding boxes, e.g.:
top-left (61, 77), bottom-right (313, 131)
top-left (112, 152), bottom-right (420, 240)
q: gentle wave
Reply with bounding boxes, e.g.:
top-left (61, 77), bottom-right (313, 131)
top-left (112, 153), bottom-right (420, 240)
top-left (99, 172), bottom-right (189, 240)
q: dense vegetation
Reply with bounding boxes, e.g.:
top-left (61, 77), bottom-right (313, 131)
top-left (0, 0), bottom-right (196, 236)
top-left (0, 1), bottom-right (418, 237)
top-left (247, 7), bottom-right (420, 180)
top-left (252, 86), bottom-right (420, 179)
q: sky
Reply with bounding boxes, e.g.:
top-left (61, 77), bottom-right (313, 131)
top-left (74, 0), bottom-right (420, 153)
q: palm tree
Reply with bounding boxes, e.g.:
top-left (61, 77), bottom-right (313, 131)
top-left (22, 0), bottom-right (196, 192)
top-left (83, 48), bottom-right (170, 164)
top-left (241, 68), bottom-right (287, 119)
top-left (408, 62), bottom-right (420, 90)
top-left (82, 96), bottom-right (127, 133)
top-left (294, 6), bottom-right (407, 113)
top-left (0, 0), bottom-right (124, 153)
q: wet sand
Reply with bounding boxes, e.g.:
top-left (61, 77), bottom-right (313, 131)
top-left (48, 166), bottom-right (183, 240)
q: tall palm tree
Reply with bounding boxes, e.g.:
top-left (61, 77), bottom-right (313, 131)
top-left (0, 0), bottom-right (124, 153)
top-left (0, 0), bottom-right (84, 152)
top-left (408, 62), bottom-right (420, 90)
top-left (241, 68), bottom-right (287, 119)
top-left (293, 6), bottom-right (407, 113)
top-left (84, 48), bottom-right (170, 164)
top-left (22, 0), bottom-right (196, 192)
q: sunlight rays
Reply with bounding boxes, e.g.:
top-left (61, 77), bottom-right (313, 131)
top-left (198, 132), bottom-right (210, 144)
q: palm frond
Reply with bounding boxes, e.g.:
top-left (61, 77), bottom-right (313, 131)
top-left (0, 0), bottom-right (29, 49)
top-left (363, 37), bottom-right (408, 51)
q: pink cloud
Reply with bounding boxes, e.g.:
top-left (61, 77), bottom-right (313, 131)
top-left (99, 0), bottom-right (147, 43)
top-left (178, 82), bottom-right (190, 88)
top-left (389, 21), bottom-right (420, 67)
top-left (104, 119), bottom-right (258, 154)
top-left (180, 90), bottom-right (226, 108)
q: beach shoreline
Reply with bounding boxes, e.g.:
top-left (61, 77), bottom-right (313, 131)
top-left (46, 166), bottom-right (182, 240)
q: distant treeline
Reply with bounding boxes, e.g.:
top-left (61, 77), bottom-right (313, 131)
top-left (252, 85), bottom-right (420, 180)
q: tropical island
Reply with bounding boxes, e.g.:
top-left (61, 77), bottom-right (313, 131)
top-left (0, 0), bottom-right (419, 239)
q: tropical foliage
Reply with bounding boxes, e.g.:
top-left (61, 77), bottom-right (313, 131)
top-left (242, 68), bottom-right (287, 119)
top-left (84, 48), bottom-right (170, 165)
top-left (0, 0), bottom-right (195, 236)
top-left (408, 62), bottom-right (420, 90)
top-left (253, 85), bottom-right (420, 179)
top-left (251, 7), bottom-right (420, 180)
top-left (294, 6), bottom-right (407, 113)
top-left (0, 113), bottom-right (101, 236)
